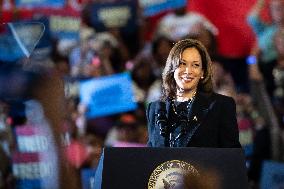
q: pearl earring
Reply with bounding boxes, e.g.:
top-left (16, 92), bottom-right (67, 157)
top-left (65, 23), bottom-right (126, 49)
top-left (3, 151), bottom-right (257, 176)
top-left (201, 76), bottom-right (204, 79)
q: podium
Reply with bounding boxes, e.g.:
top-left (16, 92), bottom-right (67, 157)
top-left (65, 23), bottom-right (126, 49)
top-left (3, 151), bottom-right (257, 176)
top-left (94, 147), bottom-right (249, 189)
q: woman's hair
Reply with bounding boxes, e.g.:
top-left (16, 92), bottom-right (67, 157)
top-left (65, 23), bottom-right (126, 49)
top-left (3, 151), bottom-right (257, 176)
top-left (161, 38), bottom-right (214, 100)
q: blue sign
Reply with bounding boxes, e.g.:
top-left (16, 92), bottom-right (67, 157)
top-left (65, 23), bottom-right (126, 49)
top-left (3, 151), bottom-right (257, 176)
top-left (49, 15), bottom-right (80, 40)
top-left (79, 72), bottom-right (137, 118)
top-left (0, 34), bottom-right (24, 62)
top-left (140, 0), bottom-right (187, 17)
top-left (15, 179), bottom-right (42, 189)
top-left (0, 22), bottom-right (45, 62)
top-left (30, 17), bottom-right (52, 59)
top-left (261, 161), bottom-right (284, 189)
top-left (81, 169), bottom-right (97, 189)
top-left (15, 0), bottom-right (65, 8)
top-left (90, 1), bottom-right (138, 33)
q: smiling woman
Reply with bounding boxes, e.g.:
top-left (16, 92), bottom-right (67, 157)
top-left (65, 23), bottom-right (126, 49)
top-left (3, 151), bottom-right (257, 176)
top-left (146, 38), bottom-right (241, 148)
top-left (174, 48), bottom-right (204, 102)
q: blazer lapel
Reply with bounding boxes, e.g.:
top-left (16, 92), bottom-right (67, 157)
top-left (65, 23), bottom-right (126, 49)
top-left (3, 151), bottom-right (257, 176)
top-left (165, 99), bottom-right (172, 119)
top-left (181, 92), bottom-right (216, 146)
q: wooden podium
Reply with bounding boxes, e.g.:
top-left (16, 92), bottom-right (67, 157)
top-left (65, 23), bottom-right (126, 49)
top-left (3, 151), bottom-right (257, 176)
top-left (94, 147), bottom-right (249, 189)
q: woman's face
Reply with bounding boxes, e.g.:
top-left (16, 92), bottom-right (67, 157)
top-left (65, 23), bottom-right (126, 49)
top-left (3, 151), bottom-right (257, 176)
top-left (174, 47), bottom-right (204, 92)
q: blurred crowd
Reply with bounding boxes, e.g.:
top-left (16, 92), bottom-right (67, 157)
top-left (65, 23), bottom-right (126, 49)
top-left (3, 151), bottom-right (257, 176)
top-left (0, 0), bottom-right (284, 189)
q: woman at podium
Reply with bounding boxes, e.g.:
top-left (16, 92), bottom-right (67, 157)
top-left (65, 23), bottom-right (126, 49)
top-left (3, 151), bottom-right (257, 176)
top-left (146, 39), bottom-right (241, 148)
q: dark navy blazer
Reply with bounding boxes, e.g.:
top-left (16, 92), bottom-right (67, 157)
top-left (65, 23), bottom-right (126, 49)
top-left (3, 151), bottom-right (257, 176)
top-left (146, 92), bottom-right (241, 148)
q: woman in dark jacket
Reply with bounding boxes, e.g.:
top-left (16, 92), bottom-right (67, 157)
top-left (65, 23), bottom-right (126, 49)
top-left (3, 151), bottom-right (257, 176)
top-left (146, 39), bottom-right (241, 148)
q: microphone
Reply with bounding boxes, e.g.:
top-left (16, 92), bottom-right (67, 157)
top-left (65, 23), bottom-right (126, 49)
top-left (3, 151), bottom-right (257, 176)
top-left (155, 102), bottom-right (168, 137)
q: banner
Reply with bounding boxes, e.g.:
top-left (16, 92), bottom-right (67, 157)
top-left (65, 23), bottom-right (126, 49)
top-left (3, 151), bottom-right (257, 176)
top-left (90, 1), bottom-right (137, 33)
top-left (0, 22), bottom-right (45, 62)
top-left (261, 161), bottom-right (284, 189)
top-left (49, 15), bottom-right (80, 40)
top-left (0, 34), bottom-right (24, 62)
top-left (13, 125), bottom-right (59, 189)
top-left (139, 0), bottom-right (186, 17)
top-left (32, 9), bottom-right (81, 40)
top-left (79, 72), bottom-right (137, 118)
top-left (238, 118), bottom-right (254, 157)
top-left (15, 0), bottom-right (65, 8)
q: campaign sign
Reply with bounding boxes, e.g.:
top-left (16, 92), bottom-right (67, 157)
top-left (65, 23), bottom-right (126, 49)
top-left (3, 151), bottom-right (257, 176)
top-left (13, 125), bottom-right (59, 189)
top-left (90, 1), bottom-right (137, 33)
top-left (139, 0), bottom-right (187, 17)
top-left (0, 22), bottom-right (45, 61)
top-left (261, 161), bottom-right (284, 189)
top-left (49, 15), bottom-right (80, 40)
top-left (13, 152), bottom-right (53, 189)
top-left (79, 72), bottom-right (137, 118)
top-left (30, 17), bottom-right (51, 49)
top-left (0, 34), bottom-right (24, 62)
top-left (15, 0), bottom-right (65, 8)
top-left (238, 119), bottom-right (254, 157)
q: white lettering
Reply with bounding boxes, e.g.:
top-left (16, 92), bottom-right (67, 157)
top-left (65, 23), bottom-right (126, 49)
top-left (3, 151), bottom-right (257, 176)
top-left (13, 162), bottom-right (53, 179)
top-left (50, 15), bottom-right (80, 32)
top-left (98, 6), bottom-right (131, 28)
top-left (139, 0), bottom-right (167, 7)
top-left (17, 135), bottom-right (48, 152)
top-left (20, 0), bottom-right (42, 3)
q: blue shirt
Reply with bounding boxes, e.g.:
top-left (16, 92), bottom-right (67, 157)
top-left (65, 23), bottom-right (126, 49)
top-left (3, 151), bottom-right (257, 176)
top-left (247, 14), bottom-right (278, 63)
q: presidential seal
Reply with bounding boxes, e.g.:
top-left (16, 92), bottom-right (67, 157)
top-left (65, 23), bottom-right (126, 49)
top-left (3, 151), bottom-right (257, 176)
top-left (148, 160), bottom-right (199, 189)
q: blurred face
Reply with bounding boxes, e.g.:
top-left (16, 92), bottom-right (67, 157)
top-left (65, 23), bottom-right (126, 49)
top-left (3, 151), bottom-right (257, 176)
top-left (275, 29), bottom-right (284, 67)
top-left (156, 40), bottom-right (172, 66)
top-left (212, 62), bottom-right (225, 81)
top-left (174, 48), bottom-right (204, 93)
top-left (275, 29), bottom-right (284, 56)
top-left (270, 0), bottom-right (284, 24)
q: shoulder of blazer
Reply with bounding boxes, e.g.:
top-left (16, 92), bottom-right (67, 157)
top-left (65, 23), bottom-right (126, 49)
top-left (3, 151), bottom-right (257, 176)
top-left (146, 101), bottom-right (159, 122)
top-left (210, 93), bottom-right (237, 118)
top-left (212, 93), bottom-right (236, 105)
top-left (195, 92), bottom-right (235, 114)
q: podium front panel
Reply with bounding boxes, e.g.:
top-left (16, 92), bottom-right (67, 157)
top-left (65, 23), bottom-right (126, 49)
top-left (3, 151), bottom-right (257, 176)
top-left (96, 147), bottom-right (248, 189)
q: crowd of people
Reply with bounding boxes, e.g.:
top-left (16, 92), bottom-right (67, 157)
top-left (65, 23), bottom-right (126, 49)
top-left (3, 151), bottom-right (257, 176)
top-left (0, 0), bottom-right (284, 188)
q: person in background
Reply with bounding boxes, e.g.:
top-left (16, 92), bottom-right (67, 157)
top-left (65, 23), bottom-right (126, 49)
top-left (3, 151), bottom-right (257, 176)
top-left (211, 61), bottom-right (236, 98)
top-left (104, 112), bottom-right (147, 147)
top-left (273, 27), bottom-right (284, 155)
top-left (0, 145), bottom-right (11, 189)
top-left (273, 27), bottom-right (284, 100)
top-left (184, 26), bottom-right (236, 99)
top-left (155, 5), bottom-right (218, 42)
top-left (247, 0), bottom-right (284, 96)
top-left (131, 55), bottom-right (157, 103)
top-left (80, 134), bottom-right (103, 169)
top-left (146, 39), bottom-right (241, 148)
top-left (69, 26), bottom-right (96, 78)
top-left (132, 35), bottom-right (174, 103)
